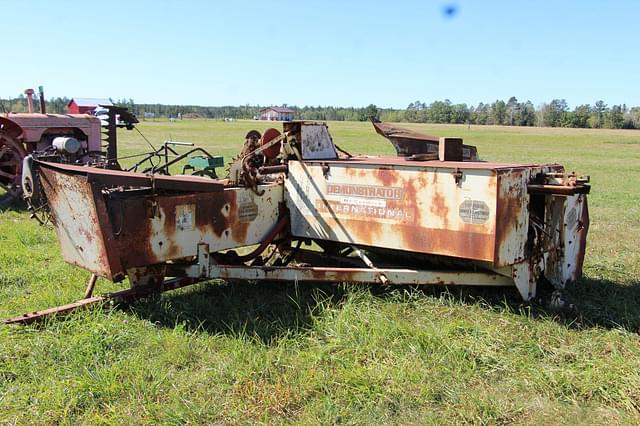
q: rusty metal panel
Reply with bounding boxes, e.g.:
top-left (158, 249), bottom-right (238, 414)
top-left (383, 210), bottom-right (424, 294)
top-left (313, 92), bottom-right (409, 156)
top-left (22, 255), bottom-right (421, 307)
top-left (39, 165), bottom-right (121, 279)
top-left (38, 161), bottom-right (283, 279)
top-left (110, 185), bottom-right (282, 269)
top-left (319, 155), bottom-right (536, 170)
top-left (492, 168), bottom-right (531, 267)
top-left (285, 160), bottom-right (501, 262)
top-left (544, 193), bottom-right (589, 288)
top-left (41, 161), bottom-right (225, 193)
top-left (300, 124), bottom-right (338, 160)
top-left (371, 120), bottom-right (478, 160)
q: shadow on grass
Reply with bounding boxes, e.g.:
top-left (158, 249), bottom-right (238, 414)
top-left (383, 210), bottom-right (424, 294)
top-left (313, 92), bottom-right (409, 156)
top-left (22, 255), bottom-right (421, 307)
top-left (396, 277), bottom-right (640, 333)
top-left (125, 276), bottom-right (640, 342)
top-left (0, 199), bottom-right (28, 213)
top-left (561, 277), bottom-right (640, 332)
top-left (127, 280), bottom-right (349, 344)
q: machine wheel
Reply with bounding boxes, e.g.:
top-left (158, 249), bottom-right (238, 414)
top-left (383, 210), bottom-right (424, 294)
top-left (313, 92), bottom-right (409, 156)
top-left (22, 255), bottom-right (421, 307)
top-left (261, 128), bottom-right (282, 159)
top-left (0, 133), bottom-right (26, 206)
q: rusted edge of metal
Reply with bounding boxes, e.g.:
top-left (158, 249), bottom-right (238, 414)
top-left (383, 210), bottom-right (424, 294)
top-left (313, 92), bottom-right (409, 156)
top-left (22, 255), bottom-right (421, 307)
top-left (35, 160), bottom-right (226, 193)
top-left (573, 196), bottom-right (590, 281)
top-left (371, 119), bottom-right (440, 143)
top-left (3, 277), bottom-right (198, 325)
top-left (90, 182), bottom-right (126, 281)
top-left (527, 184), bottom-right (591, 195)
top-left (208, 264), bottom-right (514, 287)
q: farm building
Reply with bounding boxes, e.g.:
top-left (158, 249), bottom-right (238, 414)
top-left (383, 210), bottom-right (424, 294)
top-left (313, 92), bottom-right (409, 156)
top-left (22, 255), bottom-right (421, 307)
top-left (259, 106), bottom-right (295, 121)
top-left (67, 98), bottom-right (113, 114)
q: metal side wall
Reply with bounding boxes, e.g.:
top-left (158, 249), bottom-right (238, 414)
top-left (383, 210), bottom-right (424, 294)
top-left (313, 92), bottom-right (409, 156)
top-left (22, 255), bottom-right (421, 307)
top-left (286, 160), bottom-right (504, 262)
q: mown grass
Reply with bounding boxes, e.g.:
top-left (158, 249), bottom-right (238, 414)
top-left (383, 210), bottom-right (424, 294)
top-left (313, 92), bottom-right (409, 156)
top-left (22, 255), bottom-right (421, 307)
top-left (1, 119), bottom-right (639, 424)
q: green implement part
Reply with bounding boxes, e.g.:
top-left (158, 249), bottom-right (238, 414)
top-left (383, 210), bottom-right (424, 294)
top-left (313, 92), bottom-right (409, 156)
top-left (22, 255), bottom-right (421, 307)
top-left (188, 155), bottom-right (224, 169)
top-left (182, 155), bottom-right (224, 178)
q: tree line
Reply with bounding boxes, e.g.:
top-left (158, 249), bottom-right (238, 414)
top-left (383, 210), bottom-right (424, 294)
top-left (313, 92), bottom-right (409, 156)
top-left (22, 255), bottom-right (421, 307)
top-left (384, 97), bottom-right (640, 129)
top-left (1, 94), bottom-right (639, 129)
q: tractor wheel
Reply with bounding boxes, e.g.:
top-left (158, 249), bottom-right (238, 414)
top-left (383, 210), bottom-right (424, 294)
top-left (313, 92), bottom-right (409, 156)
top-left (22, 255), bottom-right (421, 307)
top-left (0, 133), bottom-right (26, 207)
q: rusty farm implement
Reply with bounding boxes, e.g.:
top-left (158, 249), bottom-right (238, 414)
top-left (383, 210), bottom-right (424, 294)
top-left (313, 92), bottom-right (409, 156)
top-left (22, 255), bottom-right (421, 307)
top-left (5, 119), bottom-right (589, 324)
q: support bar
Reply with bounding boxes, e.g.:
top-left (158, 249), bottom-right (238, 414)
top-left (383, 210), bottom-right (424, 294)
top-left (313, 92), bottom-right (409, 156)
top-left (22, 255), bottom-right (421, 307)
top-left (198, 264), bottom-right (514, 287)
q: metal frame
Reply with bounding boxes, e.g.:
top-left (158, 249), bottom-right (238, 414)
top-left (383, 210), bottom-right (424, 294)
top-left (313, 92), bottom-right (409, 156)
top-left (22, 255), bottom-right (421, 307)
top-left (127, 140), bottom-right (219, 175)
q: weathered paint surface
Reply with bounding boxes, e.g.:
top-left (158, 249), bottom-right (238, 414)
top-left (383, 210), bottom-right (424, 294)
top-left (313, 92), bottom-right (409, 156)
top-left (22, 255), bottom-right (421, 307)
top-left (286, 159), bottom-right (505, 263)
top-left (300, 124), bottom-right (338, 160)
top-left (6, 119), bottom-right (594, 327)
top-left (0, 113), bottom-right (103, 153)
top-left (543, 193), bottom-right (590, 288)
top-left (40, 165), bottom-right (116, 278)
top-left (111, 185), bottom-right (282, 269)
top-left (205, 264), bottom-right (514, 286)
top-left (39, 162), bottom-right (283, 280)
top-left (285, 156), bottom-right (588, 301)
top-left (493, 168), bottom-right (532, 267)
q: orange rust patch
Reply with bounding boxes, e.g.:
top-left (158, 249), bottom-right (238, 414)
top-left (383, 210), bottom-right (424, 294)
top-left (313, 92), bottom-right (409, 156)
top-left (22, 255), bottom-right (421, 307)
top-left (400, 224), bottom-right (494, 261)
top-left (430, 191), bottom-right (449, 228)
top-left (344, 217), bottom-right (386, 245)
top-left (402, 178), bottom-right (422, 225)
top-left (374, 168), bottom-right (399, 187)
top-left (494, 171), bottom-right (525, 266)
top-left (111, 190), bottom-right (236, 268)
top-left (417, 173), bottom-right (429, 189)
top-left (226, 190), bottom-right (252, 244)
top-left (344, 167), bottom-right (367, 178)
top-left (331, 216), bottom-right (494, 262)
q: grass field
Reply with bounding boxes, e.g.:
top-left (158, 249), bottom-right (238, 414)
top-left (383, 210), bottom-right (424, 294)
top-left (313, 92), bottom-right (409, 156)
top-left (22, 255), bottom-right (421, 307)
top-left (1, 119), bottom-right (639, 424)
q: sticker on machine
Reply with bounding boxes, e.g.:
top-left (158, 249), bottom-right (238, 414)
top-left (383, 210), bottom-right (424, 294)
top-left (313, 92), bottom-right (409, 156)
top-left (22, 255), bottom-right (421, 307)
top-left (459, 199), bottom-right (490, 224)
top-left (237, 192), bottom-right (259, 223)
top-left (176, 204), bottom-right (195, 231)
top-left (238, 200), bottom-right (259, 223)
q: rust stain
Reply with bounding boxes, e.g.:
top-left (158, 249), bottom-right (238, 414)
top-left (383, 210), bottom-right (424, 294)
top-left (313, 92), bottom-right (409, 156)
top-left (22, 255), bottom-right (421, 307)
top-left (106, 190), bottom-right (246, 269)
top-left (431, 170), bottom-right (440, 185)
top-left (344, 167), bottom-right (367, 178)
top-left (342, 216), bottom-right (386, 246)
top-left (430, 191), bottom-right (448, 226)
top-left (226, 190), bottom-right (251, 244)
top-left (572, 196), bottom-right (589, 281)
top-left (417, 173), bottom-right (429, 189)
top-left (375, 167), bottom-right (399, 187)
top-left (366, 218), bottom-right (494, 261)
top-left (493, 171), bottom-right (524, 266)
top-left (39, 165), bottom-right (120, 279)
top-left (405, 179), bottom-right (420, 223)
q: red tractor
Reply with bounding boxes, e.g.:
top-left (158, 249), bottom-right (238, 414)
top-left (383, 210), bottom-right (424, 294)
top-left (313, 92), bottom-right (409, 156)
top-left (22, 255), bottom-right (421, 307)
top-left (0, 88), bottom-right (131, 205)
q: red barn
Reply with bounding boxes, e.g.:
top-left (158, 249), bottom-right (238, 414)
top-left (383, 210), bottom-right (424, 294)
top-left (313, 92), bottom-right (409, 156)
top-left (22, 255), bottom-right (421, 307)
top-left (67, 98), bottom-right (113, 114)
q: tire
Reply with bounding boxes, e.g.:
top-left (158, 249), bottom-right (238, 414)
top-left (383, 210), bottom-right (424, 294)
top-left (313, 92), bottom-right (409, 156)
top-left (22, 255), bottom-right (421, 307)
top-left (0, 134), bottom-right (27, 207)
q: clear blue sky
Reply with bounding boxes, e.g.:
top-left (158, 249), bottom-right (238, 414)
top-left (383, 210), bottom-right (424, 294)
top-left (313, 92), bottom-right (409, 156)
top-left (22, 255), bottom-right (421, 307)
top-left (1, 0), bottom-right (638, 109)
